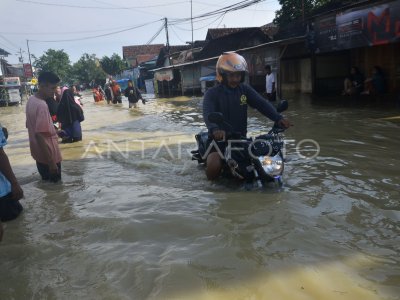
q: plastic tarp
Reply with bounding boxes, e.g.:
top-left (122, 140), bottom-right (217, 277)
top-left (154, 69), bottom-right (174, 81)
top-left (199, 74), bottom-right (216, 82)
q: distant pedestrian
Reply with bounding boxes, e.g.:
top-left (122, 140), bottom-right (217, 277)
top-left (110, 80), bottom-right (122, 104)
top-left (104, 82), bottom-right (112, 104)
top-left (342, 66), bottom-right (364, 96)
top-left (362, 65), bottom-right (385, 95)
top-left (25, 71), bottom-right (62, 182)
top-left (93, 85), bottom-right (105, 102)
top-left (57, 89), bottom-right (84, 143)
top-left (124, 80), bottom-right (146, 108)
top-left (265, 65), bottom-right (276, 102)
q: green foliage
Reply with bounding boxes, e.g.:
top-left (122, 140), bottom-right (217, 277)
top-left (33, 49), bottom-right (71, 82)
top-left (31, 49), bottom-right (126, 85)
top-left (100, 53), bottom-right (126, 76)
top-left (70, 53), bottom-right (106, 85)
top-left (273, 0), bottom-right (344, 27)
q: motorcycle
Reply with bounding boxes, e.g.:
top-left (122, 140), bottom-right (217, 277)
top-left (191, 100), bottom-right (289, 189)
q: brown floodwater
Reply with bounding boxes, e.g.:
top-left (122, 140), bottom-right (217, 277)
top-left (0, 92), bottom-right (399, 299)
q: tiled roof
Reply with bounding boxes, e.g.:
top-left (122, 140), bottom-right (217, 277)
top-left (168, 45), bottom-right (191, 54)
top-left (155, 45), bottom-right (192, 67)
top-left (260, 23), bottom-right (279, 39)
top-left (136, 54), bottom-right (157, 65)
top-left (197, 28), bottom-right (271, 60)
top-left (122, 44), bottom-right (164, 59)
top-left (206, 28), bottom-right (260, 40)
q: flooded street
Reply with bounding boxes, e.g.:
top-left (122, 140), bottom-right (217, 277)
top-left (0, 93), bottom-right (399, 299)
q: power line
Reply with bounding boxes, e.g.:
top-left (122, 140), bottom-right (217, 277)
top-left (28, 19), bottom-right (163, 43)
top-left (216, 12), bottom-right (227, 28)
top-left (169, 0), bottom-right (266, 24)
top-left (7, 0), bottom-right (268, 48)
top-left (0, 23), bottom-right (155, 35)
top-left (193, 0), bottom-right (276, 12)
top-left (87, 0), bottom-right (165, 17)
top-left (15, 0), bottom-right (189, 10)
top-left (0, 34), bottom-right (21, 52)
top-left (170, 13), bottom-right (226, 31)
top-left (169, 25), bottom-right (186, 44)
top-left (0, 42), bottom-right (17, 53)
top-left (171, 12), bottom-right (229, 29)
top-left (146, 23), bottom-right (165, 45)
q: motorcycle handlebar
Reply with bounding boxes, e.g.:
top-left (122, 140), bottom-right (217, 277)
top-left (270, 121), bottom-right (287, 134)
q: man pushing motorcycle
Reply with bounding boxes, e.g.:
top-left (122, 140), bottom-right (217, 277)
top-left (203, 52), bottom-right (291, 180)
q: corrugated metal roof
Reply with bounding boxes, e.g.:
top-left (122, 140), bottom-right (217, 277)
top-left (122, 44), bottom-right (164, 59)
top-left (151, 35), bottom-right (305, 72)
top-left (206, 27), bottom-right (260, 40)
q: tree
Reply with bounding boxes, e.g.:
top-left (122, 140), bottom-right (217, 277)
top-left (70, 53), bottom-right (106, 85)
top-left (33, 49), bottom-right (71, 81)
top-left (100, 53), bottom-right (126, 76)
top-left (273, 0), bottom-right (349, 27)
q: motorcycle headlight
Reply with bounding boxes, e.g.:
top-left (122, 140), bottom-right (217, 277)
top-left (258, 154), bottom-right (283, 176)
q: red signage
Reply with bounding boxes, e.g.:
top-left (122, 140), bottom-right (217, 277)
top-left (23, 63), bottom-right (33, 78)
top-left (314, 0), bottom-right (400, 52)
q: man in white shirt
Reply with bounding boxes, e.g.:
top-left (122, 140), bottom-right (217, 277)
top-left (265, 65), bottom-right (276, 102)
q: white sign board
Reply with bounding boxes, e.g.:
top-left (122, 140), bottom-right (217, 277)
top-left (8, 88), bottom-right (21, 103)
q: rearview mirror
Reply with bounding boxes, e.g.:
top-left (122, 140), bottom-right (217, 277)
top-left (208, 112), bottom-right (224, 124)
top-left (276, 100), bottom-right (288, 113)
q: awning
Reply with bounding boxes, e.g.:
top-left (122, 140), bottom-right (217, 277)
top-left (154, 69), bottom-right (174, 81)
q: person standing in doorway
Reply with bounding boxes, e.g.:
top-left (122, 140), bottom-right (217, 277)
top-left (26, 72), bottom-right (62, 182)
top-left (265, 65), bottom-right (276, 102)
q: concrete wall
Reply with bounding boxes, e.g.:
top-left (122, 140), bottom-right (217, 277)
top-left (181, 65), bottom-right (202, 93)
top-left (300, 58), bottom-right (312, 93)
top-left (240, 47), bottom-right (280, 93)
top-left (280, 58), bottom-right (311, 93)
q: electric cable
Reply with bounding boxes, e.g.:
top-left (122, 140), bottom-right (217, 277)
top-left (28, 19), bottom-right (163, 43)
top-left (169, 25), bottom-right (187, 43)
top-left (15, 0), bottom-right (188, 10)
top-left (146, 24), bottom-right (165, 44)
top-left (0, 35), bottom-right (21, 52)
top-left (169, 0), bottom-right (265, 24)
top-left (170, 13), bottom-right (226, 31)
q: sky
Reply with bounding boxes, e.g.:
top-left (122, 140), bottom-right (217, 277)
top-left (0, 0), bottom-right (280, 65)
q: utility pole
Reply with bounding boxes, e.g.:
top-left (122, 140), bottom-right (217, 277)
top-left (191, 0), bottom-right (194, 96)
top-left (302, 0), bottom-right (305, 23)
top-left (18, 48), bottom-right (24, 63)
top-left (18, 48), bottom-right (29, 98)
top-left (26, 39), bottom-right (33, 77)
top-left (164, 17), bottom-right (170, 53)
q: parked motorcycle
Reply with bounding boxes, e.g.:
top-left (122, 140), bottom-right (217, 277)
top-left (191, 100), bottom-right (289, 189)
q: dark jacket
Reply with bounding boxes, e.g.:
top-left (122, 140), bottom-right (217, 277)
top-left (57, 89), bottom-right (84, 127)
top-left (124, 86), bottom-right (142, 103)
top-left (45, 97), bottom-right (59, 121)
top-left (203, 83), bottom-right (282, 136)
